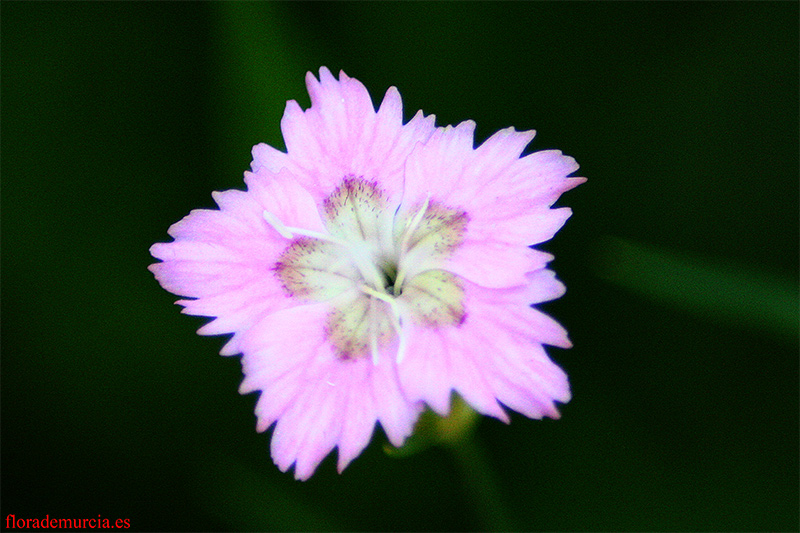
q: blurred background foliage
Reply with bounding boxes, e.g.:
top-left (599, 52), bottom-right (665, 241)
top-left (3, 2), bottom-right (797, 531)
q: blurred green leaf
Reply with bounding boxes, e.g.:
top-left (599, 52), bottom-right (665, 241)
top-left (594, 236), bottom-right (798, 345)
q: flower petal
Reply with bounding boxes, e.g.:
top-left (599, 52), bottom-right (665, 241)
top-left (244, 168), bottom-right (327, 235)
top-left (398, 276), bottom-right (571, 421)
top-left (402, 122), bottom-right (583, 288)
top-left (149, 171), bottom-right (328, 353)
top-left (439, 242), bottom-right (555, 288)
top-left (263, 68), bottom-right (436, 202)
top-left (238, 302), bottom-right (420, 480)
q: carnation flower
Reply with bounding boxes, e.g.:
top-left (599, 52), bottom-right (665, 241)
top-left (150, 67), bottom-right (584, 480)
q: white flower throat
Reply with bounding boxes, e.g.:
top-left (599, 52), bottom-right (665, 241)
top-left (264, 176), bottom-right (469, 363)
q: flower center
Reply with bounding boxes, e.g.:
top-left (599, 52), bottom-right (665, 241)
top-left (266, 176), bottom-right (468, 363)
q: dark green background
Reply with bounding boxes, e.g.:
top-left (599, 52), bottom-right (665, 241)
top-left (3, 2), bottom-right (797, 531)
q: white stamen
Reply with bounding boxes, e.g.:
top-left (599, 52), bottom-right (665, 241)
top-left (393, 265), bottom-right (409, 296)
top-left (264, 210), bottom-right (387, 291)
top-left (262, 210), bottom-right (295, 239)
top-left (360, 284), bottom-right (398, 313)
top-left (400, 195), bottom-right (430, 254)
top-left (359, 284), bottom-right (407, 364)
top-left (263, 210), bottom-right (348, 245)
top-left (394, 195), bottom-right (431, 293)
top-left (348, 241), bottom-right (387, 292)
top-left (394, 313), bottom-right (408, 364)
top-left (369, 298), bottom-right (380, 365)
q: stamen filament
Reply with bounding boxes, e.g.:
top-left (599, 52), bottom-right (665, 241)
top-left (359, 284), bottom-right (407, 364)
top-left (369, 298), bottom-right (380, 365)
top-left (394, 313), bottom-right (408, 363)
top-left (263, 210), bottom-right (349, 246)
top-left (265, 210), bottom-right (387, 290)
top-left (359, 284), bottom-right (398, 310)
top-left (400, 195), bottom-right (430, 255)
top-left (393, 195), bottom-right (431, 295)
top-left (393, 265), bottom-right (408, 296)
top-left (262, 211), bottom-right (295, 239)
top-left (346, 242), bottom-right (386, 291)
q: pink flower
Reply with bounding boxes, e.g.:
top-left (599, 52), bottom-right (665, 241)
top-left (150, 67), bottom-right (584, 480)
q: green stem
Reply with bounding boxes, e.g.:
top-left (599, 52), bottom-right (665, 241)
top-left (448, 437), bottom-right (518, 532)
